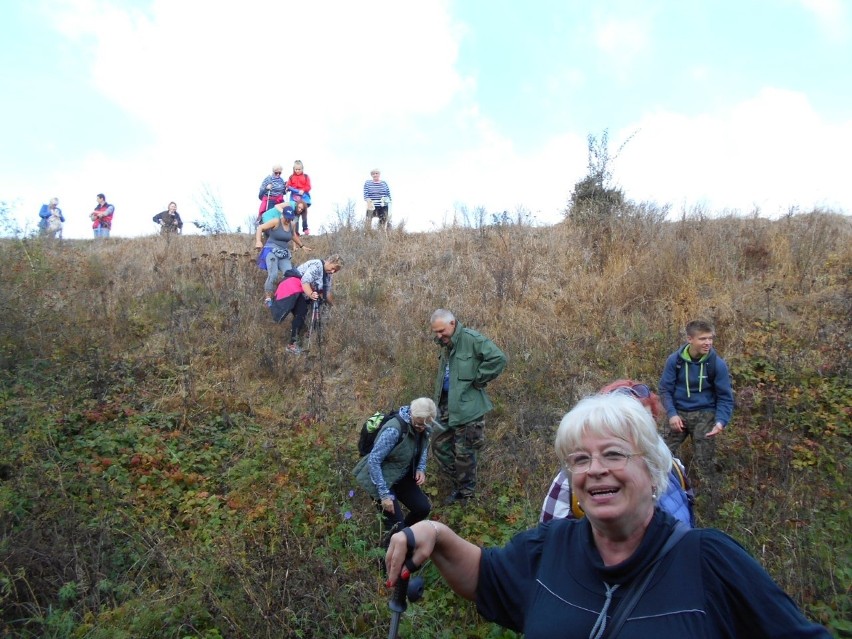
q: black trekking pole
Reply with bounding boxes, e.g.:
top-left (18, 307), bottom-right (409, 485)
top-left (387, 528), bottom-right (425, 639)
top-left (307, 298), bottom-right (322, 350)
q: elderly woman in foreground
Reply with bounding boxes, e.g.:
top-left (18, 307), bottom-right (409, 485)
top-left (386, 393), bottom-right (829, 638)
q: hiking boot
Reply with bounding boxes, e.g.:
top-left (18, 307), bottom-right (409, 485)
top-left (443, 492), bottom-right (472, 506)
top-left (286, 343), bottom-right (303, 355)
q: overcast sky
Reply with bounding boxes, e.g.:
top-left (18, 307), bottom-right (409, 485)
top-left (1, 0), bottom-right (850, 238)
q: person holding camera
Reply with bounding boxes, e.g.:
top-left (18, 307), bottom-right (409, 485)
top-left (152, 202), bottom-right (183, 235)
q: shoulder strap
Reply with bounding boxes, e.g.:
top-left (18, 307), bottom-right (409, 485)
top-left (671, 460), bottom-right (688, 491)
top-left (706, 350), bottom-right (716, 380)
top-left (379, 412), bottom-right (408, 448)
top-left (601, 522), bottom-right (689, 639)
top-left (570, 484), bottom-right (585, 519)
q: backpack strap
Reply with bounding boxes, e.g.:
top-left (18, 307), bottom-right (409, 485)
top-left (570, 485), bottom-right (585, 519)
top-left (601, 522), bottom-right (689, 639)
top-left (378, 412), bottom-right (407, 448)
top-left (671, 459), bottom-right (688, 491)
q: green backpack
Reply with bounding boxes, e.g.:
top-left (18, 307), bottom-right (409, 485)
top-left (357, 410), bottom-right (407, 456)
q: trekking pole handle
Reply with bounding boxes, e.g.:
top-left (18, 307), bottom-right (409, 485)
top-left (389, 528), bottom-right (422, 614)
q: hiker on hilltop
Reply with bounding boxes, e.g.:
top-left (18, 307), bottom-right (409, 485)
top-left (38, 197), bottom-right (64, 239)
top-left (364, 168), bottom-right (391, 231)
top-left (384, 392), bottom-right (830, 638)
top-left (541, 380), bottom-right (694, 528)
top-left (659, 319), bottom-right (733, 518)
top-left (90, 193), bottom-right (115, 238)
top-left (430, 309), bottom-right (507, 504)
top-left (269, 254), bottom-right (344, 355)
top-left (152, 202), bottom-right (183, 235)
top-left (257, 163), bottom-right (287, 222)
top-left (353, 398), bottom-right (437, 545)
top-left (285, 160), bottom-right (312, 235)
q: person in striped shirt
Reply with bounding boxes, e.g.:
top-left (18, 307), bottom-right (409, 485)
top-left (364, 168), bottom-right (391, 231)
top-left (257, 164), bottom-right (287, 221)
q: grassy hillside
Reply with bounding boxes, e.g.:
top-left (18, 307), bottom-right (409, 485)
top-left (0, 210), bottom-right (850, 638)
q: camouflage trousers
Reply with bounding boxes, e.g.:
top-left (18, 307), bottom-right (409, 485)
top-left (431, 411), bottom-right (485, 498)
top-left (664, 410), bottom-right (721, 506)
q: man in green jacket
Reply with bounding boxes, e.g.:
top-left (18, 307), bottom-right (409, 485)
top-left (430, 309), bottom-right (507, 504)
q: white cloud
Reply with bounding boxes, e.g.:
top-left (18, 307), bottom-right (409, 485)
top-left (796, 0), bottom-right (849, 41)
top-left (23, 0), bottom-right (476, 237)
top-left (6, 2), bottom-right (848, 240)
top-left (593, 17), bottom-right (651, 77)
top-left (614, 88), bottom-right (852, 215)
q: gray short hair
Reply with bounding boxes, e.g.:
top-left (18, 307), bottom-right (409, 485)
top-left (554, 393), bottom-right (672, 498)
top-left (325, 254), bottom-right (345, 268)
top-left (410, 397), bottom-right (437, 420)
top-left (430, 309), bottom-right (455, 324)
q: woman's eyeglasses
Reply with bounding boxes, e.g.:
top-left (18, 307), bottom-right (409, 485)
top-left (564, 451), bottom-right (642, 474)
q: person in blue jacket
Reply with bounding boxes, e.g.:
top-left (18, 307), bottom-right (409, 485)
top-left (38, 198), bottom-right (64, 238)
top-left (384, 393), bottom-right (829, 638)
top-left (659, 319), bottom-right (733, 515)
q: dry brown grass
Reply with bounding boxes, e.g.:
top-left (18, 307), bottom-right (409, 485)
top-left (1, 208), bottom-right (849, 636)
top-left (4, 210), bottom-right (848, 466)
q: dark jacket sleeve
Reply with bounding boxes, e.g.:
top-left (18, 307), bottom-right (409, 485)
top-left (477, 525), bottom-right (548, 632)
top-left (711, 355), bottom-right (734, 426)
top-left (659, 352), bottom-right (679, 419)
top-left (699, 529), bottom-right (831, 637)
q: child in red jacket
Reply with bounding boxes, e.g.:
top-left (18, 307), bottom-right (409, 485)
top-left (286, 160), bottom-right (312, 234)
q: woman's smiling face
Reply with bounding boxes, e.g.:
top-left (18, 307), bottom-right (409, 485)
top-left (570, 433), bottom-right (654, 529)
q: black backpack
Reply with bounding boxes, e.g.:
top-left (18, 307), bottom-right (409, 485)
top-left (357, 410), bottom-right (408, 457)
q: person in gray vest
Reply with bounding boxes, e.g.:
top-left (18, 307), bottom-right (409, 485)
top-left (353, 398), bottom-right (437, 543)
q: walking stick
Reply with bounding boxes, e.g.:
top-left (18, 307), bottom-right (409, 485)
top-left (388, 575), bottom-right (424, 639)
top-left (307, 299), bottom-right (319, 340)
top-left (306, 297), bottom-right (323, 356)
top-left (387, 536), bottom-right (425, 639)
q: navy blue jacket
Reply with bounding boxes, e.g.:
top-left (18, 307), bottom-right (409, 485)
top-left (659, 346), bottom-right (734, 426)
top-left (477, 510), bottom-right (829, 638)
